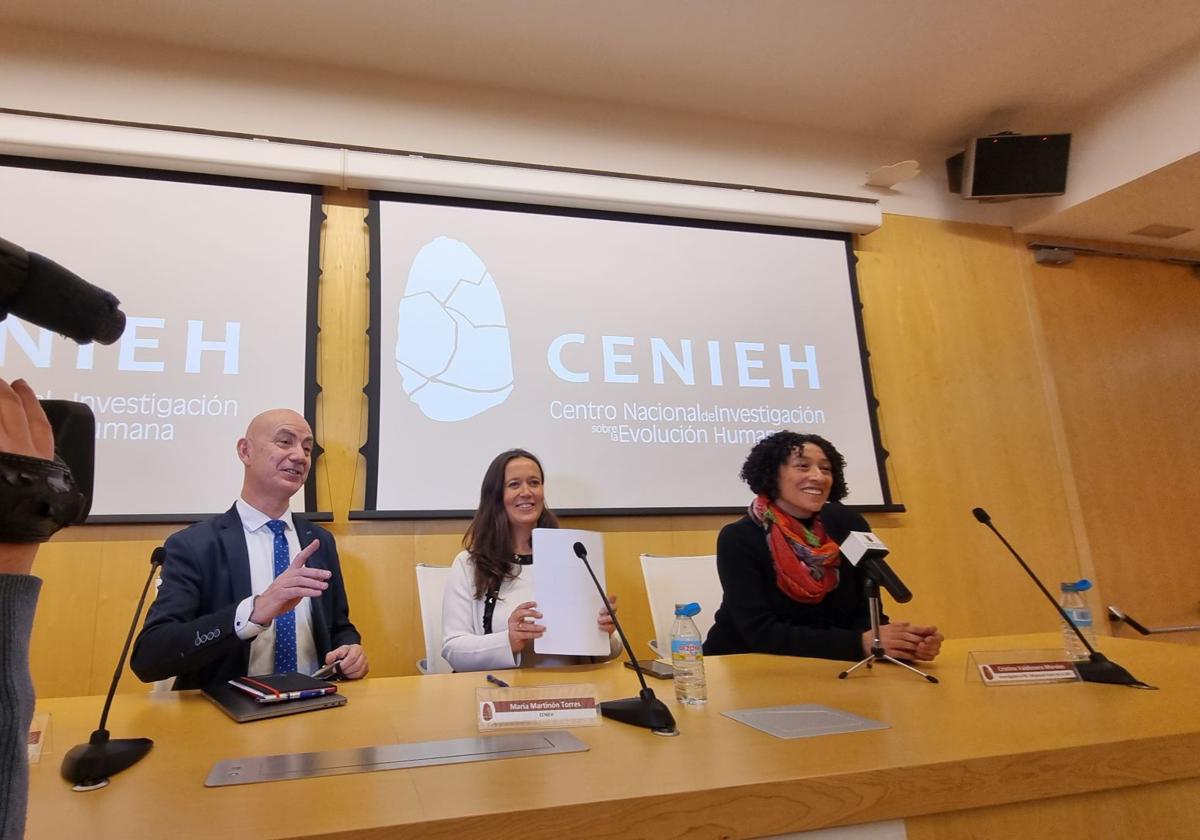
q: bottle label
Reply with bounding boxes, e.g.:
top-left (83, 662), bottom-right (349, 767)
top-left (671, 639), bottom-right (702, 661)
top-left (1063, 607), bottom-right (1093, 628)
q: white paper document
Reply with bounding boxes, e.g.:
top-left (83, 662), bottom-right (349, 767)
top-left (531, 528), bottom-right (610, 657)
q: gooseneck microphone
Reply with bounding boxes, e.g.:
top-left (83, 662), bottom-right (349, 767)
top-left (971, 507), bottom-right (1154, 689)
top-left (0, 235), bottom-right (126, 345)
top-left (572, 541), bottom-right (677, 735)
top-left (61, 547), bottom-right (164, 789)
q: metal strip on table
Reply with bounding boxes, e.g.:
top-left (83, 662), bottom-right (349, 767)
top-left (205, 729), bottom-right (588, 787)
top-left (722, 704), bottom-right (889, 739)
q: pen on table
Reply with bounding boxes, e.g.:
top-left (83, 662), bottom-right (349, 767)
top-left (486, 674), bottom-right (510, 688)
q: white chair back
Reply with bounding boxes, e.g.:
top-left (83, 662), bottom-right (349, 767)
top-left (415, 563), bottom-right (454, 674)
top-left (639, 554), bottom-right (723, 658)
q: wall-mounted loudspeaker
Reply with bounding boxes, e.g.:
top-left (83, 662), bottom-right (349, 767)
top-left (946, 133), bottom-right (1071, 200)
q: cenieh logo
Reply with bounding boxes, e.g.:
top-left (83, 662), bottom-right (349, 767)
top-left (546, 334), bottom-right (821, 388)
top-left (393, 237), bottom-right (823, 423)
top-left (395, 237), bottom-right (514, 421)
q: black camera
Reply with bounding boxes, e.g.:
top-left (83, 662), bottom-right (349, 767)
top-left (0, 235), bottom-right (123, 537)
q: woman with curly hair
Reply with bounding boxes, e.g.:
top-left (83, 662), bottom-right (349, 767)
top-left (441, 448), bottom-right (618, 672)
top-left (703, 431), bottom-right (942, 663)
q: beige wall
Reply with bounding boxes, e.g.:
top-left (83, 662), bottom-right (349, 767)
top-left (0, 23), bottom-right (1011, 226)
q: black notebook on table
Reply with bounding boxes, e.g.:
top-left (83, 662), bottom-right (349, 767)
top-left (203, 673), bottom-right (346, 723)
top-left (228, 672), bottom-right (338, 702)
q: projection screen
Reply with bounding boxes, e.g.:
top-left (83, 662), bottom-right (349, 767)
top-left (0, 157), bottom-right (319, 519)
top-left (366, 194), bottom-right (892, 515)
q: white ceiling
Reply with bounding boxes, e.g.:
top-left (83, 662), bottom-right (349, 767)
top-left (4, 0), bottom-right (1200, 251)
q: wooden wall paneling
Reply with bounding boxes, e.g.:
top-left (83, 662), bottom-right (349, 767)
top-left (410, 521), bottom-right (467, 567)
top-left (91, 535), bottom-right (169, 695)
top-left (1027, 245), bottom-right (1200, 644)
top-left (854, 215), bottom-right (1085, 640)
top-left (664, 516), bottom-right (732, 557)
top-left (29, 524), bottom-right (177, 698)
top-left (1012, 243), bottom-right (1107, 633)
top-left (334, 527), bottom-right (415, 678)
top-left (315, 188), bottom-right (371, 519)
top-left (28, 539), bottom-right (105, 699)
top-left (316, 189), bottom-right (420, 677)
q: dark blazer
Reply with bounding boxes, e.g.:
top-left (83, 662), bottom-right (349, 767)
top-left (130, 505), bottom-right (360, 690)
top-left (703, 502), bottom-right (883, 662)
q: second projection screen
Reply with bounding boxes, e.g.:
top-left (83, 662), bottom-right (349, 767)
top-left (371, 196), bottom-right (886, 513)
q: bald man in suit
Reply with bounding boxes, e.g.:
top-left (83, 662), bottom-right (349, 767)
top-left (131, 409), bottom-right (367, 689)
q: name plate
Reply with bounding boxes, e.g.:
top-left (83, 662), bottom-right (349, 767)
top-left (476, 683), bottom-right (600, 731)
top-left (27, 712), bottom-right (50, 764)
top-left (969, 649), bottom-right (1081, 686)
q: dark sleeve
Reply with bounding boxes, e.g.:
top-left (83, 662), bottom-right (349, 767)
top-left (0, 574), bottom-right (40, 840)
top-left (129, 529), bottom-right (247, 683)
top-left (318, 532), bottom-right (360, 649)
top-left (714, 522), bottom-right (864, 661)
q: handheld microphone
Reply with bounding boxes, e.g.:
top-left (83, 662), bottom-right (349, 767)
top-left (840, 531), bottom-right (912, 604)
top-left (571, 541), bottom-right (677, 735)
top-left (0, 235), bottom-right (126, 345)
top-left (61, 547), bottom-right (163, 789)
top-left (971, 507), bottom-right (1154, 689)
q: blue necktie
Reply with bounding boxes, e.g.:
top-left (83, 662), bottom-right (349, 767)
top-left (265, 520), bottom-right (297, 674)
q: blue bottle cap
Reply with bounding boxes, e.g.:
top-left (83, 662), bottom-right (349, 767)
top-left (674, 602), bottom-right (701, 617)
top-left (1059, 578), bottom-right (1093, 592)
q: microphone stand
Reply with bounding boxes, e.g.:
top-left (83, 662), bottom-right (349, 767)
top-left (972, 508), bottom-right (1155, 689)
top-left (572, 542), bottom-right (677, 735)
top-left (61, 547), bottom-right (163, 789)
top-left (838, 579), bottom-right (938, 683)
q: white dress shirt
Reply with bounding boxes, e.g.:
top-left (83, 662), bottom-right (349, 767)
top-left (231, 499), bottom-right (319, 676)
top-left (441, 550), bottom-right (620, 672)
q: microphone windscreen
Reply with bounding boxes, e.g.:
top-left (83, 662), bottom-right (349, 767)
top-left (972, 507), bottom-right (991, 524)
top-left (572, 541), bottom-right (587, 559)
top-left (0, 236), bottom-right (30, 286)
top-left (21, 252), bottom-right (126, 345)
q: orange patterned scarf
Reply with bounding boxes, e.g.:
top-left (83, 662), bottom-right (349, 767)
top-left (749, 495), bottom-right (841, 603)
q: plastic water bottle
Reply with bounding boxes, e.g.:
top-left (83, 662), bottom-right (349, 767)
top-left (1059, 579), bottom-right (1097, 661)
top-left (670, 602), bottom-right (707, 705)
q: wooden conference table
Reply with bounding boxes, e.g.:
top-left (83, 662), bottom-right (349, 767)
top-left (26, 634), bottom-right (1200, 840)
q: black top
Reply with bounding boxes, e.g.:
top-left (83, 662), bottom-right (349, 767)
top-left (703, 502), bottom-right (883, 662)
